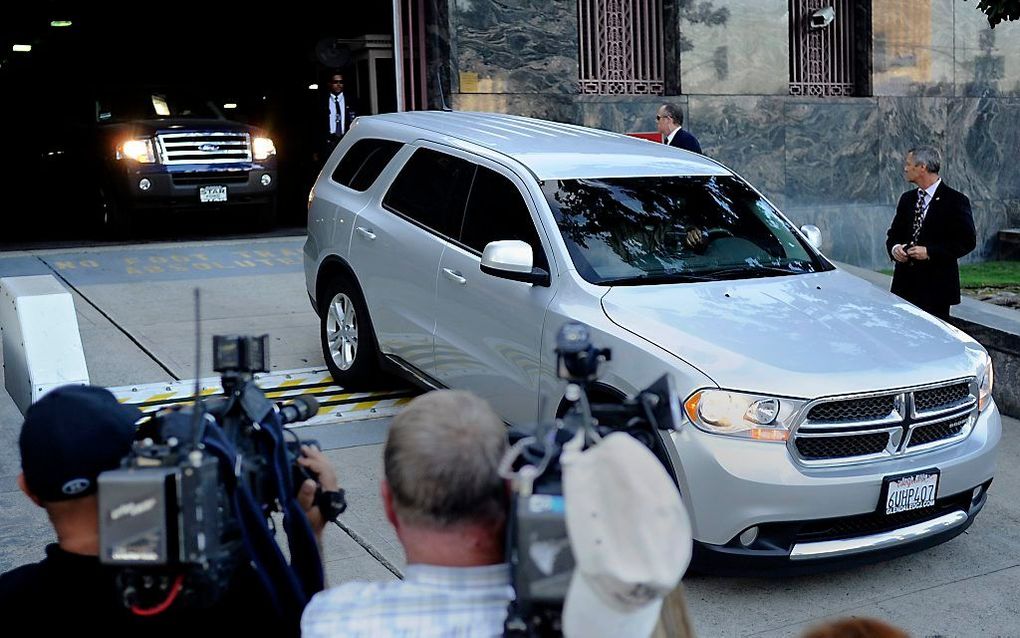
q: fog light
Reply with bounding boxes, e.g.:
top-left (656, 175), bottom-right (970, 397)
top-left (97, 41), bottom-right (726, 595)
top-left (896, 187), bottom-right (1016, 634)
top-left (972, 486), bottom-right (985, 505)
top-left (739, 526), bottom-right (759, 547)
top-left (138, 178), bottom-right (151, 191)
top-left (260, 173), bottom-right (272, 187)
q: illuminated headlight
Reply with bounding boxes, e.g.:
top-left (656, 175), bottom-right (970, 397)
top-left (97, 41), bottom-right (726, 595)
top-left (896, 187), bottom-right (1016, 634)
top-left (117, 138), bottom-right (156, 163)
top-left (253, 137), bottom-right (276, 160)
top-left (260, 173), bottom-right (272, 187)
top-left (978, 353), bottom-right (994, 412)
top-left (684, 389), bottom-right (805, 441)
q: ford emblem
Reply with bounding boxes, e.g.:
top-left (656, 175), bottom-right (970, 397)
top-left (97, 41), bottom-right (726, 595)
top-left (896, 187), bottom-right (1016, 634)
top-left (199, 143), bottom-right (220, 152)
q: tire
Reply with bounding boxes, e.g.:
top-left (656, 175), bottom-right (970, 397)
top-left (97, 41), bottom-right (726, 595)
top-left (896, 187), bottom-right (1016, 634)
top-left (318, 275), bottom-right (382, 389)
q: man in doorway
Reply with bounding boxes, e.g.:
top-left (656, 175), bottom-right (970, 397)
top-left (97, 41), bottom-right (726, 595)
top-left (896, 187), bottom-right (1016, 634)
top-left (885, 146), bottom-right (976, 321)
top-left (323, 71), bottom-right (358, 159)
top-left (656, 103), bottom-right (702, 154)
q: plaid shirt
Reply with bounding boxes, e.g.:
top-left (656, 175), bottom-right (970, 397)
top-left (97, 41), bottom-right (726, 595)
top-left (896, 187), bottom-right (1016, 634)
top-left (301, 563), bottom-right (514, 638)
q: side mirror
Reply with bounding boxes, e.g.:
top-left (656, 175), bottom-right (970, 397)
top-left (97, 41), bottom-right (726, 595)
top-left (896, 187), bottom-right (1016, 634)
top-left (800, 224), bottom-right (823, 250)
top-left (480, 240), bottom-right (550, 287)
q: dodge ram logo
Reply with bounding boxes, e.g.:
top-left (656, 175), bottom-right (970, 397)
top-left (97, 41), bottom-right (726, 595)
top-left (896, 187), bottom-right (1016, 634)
top-left (199, 143), bottom-right (220, 152)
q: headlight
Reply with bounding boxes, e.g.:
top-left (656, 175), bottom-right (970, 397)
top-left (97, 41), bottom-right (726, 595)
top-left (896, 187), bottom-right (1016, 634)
top-left (253, 136), bottom-right (276, 160)
top-left (116, 138), bottom-right (156, 163)
top-left (978, 353), bottom-right (994, 412)
top-left (683, 389), bottom-right (805, 441)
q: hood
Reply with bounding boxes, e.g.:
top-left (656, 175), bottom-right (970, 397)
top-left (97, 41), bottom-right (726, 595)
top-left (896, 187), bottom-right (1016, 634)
top-left (600, 269), bottom-right (985, 399)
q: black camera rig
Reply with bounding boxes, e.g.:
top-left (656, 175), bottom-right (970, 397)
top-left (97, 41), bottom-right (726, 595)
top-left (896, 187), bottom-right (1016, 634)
top-left (502, 323), bottom-right (683, 637)
top-left (97, 334), bottom-right (325, 626)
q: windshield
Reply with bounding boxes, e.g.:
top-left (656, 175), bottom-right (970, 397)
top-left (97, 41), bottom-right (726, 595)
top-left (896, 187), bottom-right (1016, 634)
top-left (541, 175), bottom-right (830, 285)
top-left (96, 93), bottom-right (223, 122)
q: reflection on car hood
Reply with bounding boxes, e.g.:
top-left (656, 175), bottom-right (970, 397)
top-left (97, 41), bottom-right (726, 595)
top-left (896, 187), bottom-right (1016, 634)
top-left (600, 269), bottom-right (985, 398)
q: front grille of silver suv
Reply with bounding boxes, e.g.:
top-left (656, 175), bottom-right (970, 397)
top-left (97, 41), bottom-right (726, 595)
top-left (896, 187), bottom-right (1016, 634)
top-left (157, 132), bottom-right (252, 164)
top-left (792, 379), bottom-right (977, 466)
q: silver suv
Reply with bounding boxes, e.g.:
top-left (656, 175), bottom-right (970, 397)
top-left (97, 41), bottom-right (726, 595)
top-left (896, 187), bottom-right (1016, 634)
top-left (303, 112), bottom-right (999, 573)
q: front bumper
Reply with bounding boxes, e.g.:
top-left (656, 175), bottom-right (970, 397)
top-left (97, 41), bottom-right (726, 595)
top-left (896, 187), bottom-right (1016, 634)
top-left (115, 163), bottom-right (277, 209)
top-left (673, 402), bottom-right (1000, 573)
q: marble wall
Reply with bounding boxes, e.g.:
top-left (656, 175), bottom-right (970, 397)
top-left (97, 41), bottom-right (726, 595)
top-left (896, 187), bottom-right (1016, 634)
top-left (435, 1), bottom-right (1020, 268)
top-left (449, 0), bottom-right (577, 97)
top-left (873, 0), bottom-right (1020, 97)
top-left (677, 0), bottom-right (788, 95)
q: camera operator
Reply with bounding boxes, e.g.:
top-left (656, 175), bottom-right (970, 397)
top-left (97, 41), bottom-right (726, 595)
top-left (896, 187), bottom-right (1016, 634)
top-left (301, 389), bottom-right (515, 637)
top-left (0, 384), bottom-right (339, 637)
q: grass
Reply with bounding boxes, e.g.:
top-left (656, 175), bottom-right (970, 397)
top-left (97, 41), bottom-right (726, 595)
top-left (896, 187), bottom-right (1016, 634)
top-left (880, 261), bottom-right (1020, 289)
top-left (959, 261), bottom-right (1020, 288)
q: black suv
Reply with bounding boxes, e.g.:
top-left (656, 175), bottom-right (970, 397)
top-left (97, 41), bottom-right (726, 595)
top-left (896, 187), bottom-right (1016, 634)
top-left (57, 90), bottom-right (279, 232)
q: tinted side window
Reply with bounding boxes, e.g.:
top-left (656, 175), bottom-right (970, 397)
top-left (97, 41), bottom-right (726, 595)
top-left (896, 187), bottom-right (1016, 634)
top-left (383, 148), bottom-right (475, 238)
top-left (331, 139), bottom-right (403, 191)
top-left (461, 167), bottom-right (547, 269)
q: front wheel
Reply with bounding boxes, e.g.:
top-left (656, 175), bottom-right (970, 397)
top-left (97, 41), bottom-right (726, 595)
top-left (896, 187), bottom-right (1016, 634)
top-left (319, 277), bottom-right (382, 389)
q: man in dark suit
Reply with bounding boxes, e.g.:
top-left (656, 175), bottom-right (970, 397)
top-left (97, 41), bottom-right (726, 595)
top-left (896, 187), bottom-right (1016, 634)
top-left (321, 71), bottom-right (358, 161)
top-left (656, 103), bottom-right (702, 154)
top-left (885, 146), bottom-right (976, 321)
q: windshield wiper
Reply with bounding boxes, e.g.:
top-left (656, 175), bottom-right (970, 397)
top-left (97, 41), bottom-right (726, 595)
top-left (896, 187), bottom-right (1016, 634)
top-left (600, 272), bottom-right (716, 286)
top-left (706, 263), bottom-right (810, 279)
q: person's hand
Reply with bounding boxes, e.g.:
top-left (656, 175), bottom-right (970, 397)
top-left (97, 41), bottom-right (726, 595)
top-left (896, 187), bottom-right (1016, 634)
top-left (906, 245), bottom-right (929, 261)
top-left (297, 444), bottom-right (340, 534)
top-left (891, 244), bottom-right (910, 262)
top-left (684, 228), bottom-right (706, 250)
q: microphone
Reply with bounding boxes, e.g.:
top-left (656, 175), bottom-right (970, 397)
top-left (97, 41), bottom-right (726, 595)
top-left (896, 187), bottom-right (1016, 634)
top-left (277, 395), bottom-right (320, 425)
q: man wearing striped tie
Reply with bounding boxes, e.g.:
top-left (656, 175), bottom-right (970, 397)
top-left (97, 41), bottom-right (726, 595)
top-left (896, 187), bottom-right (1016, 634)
top-left (885, 146), bottom-right (976, 321)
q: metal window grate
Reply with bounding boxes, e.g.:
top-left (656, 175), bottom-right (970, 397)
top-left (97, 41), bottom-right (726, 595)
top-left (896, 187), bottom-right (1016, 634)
top-left (789, 0), bottom-right (856, 97)
top-left (578, 0), bottom-right (664, 95)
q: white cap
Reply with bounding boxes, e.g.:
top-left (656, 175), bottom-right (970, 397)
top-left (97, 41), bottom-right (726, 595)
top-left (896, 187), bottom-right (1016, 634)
top-left (561, 432), bottom-right (692, 638)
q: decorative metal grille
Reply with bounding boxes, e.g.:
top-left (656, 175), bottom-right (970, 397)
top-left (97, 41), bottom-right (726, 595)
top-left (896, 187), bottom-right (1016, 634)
top-left (578, 0), bottom-right (664, 95)
top-left (789, 0), bottom-right (856, 96)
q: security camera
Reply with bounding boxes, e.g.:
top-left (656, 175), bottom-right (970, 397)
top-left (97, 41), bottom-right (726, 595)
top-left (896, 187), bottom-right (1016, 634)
top-left (810, 6), bottom-right (835, 29)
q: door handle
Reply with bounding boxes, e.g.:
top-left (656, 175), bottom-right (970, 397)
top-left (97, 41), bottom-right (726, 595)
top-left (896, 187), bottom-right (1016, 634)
top-left (442, 268), bottom-right (467, 285)
top-left (356, 226), bottom-right (376, 240)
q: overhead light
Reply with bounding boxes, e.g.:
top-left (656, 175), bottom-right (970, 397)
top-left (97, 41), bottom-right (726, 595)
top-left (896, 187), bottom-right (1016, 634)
top-left (50, 20), bottom-right (73, 28)
top-left (308, 83), bottom-right (319, 90)
top-left (12, 44), bottom-right (32, 53)
top-left (223, 103), bottom-right (238, 109)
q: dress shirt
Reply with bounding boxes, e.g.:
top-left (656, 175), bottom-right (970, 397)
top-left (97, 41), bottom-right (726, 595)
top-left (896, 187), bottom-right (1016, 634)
top-left (917, 178), bottom-right (941, 223)
top-left (301, 563), bottom-right (514, 638)
top-left (329, 93), bottom-right (346, 135)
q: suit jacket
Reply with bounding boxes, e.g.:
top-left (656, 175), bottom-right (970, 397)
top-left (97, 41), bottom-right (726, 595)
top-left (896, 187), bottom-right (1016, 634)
top-left (885, 181), bottom-right (976, 307)
top-left (668, 128), bottom-right (702, 154)
top-left (324, 92), bottom-right (358, 140)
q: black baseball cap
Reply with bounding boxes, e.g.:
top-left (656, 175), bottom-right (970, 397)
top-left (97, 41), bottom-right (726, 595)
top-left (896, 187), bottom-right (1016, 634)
top-left (19, 385), bottom-right (141, 502)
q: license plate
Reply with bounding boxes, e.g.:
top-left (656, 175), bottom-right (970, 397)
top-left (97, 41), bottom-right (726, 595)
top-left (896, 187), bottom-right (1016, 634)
top-left (199, 185), bottom-right (227, 202)
top-left (883, 469), bottom-right (939, 515)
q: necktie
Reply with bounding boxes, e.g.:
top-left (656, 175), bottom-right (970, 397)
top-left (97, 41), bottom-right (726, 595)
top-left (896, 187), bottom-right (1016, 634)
top-left (911, 188), bottom-right (926, 245)
top-left (332, 96), bottom-right (342, 135)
